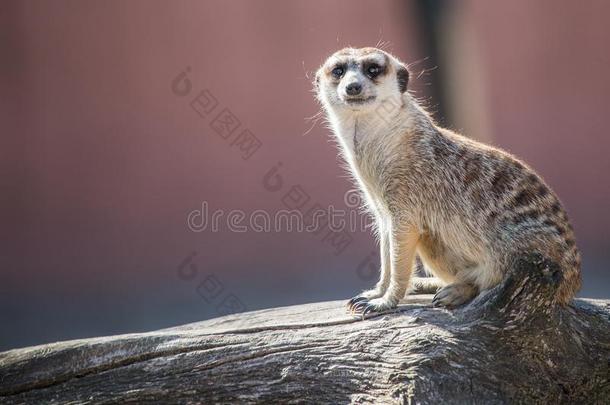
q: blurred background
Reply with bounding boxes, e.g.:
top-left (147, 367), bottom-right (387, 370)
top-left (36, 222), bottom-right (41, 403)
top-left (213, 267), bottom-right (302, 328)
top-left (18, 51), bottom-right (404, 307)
top-left (1, 0), bottom-right (609, 351)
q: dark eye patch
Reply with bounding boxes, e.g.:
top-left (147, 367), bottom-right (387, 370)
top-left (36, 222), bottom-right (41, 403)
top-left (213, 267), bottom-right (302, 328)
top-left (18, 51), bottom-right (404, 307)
top-left (363, 61), bottom-right (386, 79)
top-left (330, 64), bottom-right (346, 79)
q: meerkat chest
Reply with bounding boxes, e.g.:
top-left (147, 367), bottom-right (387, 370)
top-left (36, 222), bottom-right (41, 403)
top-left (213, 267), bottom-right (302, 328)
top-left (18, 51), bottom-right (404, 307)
top-left (343, 130), bottom-right (399, 208)
top-left (338, 130), bottom-right (378, 179)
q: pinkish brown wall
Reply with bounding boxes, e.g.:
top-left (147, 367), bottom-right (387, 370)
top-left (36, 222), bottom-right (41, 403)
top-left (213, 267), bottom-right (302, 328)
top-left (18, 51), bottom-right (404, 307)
top-left (1, 0), bottom-right (608, 350)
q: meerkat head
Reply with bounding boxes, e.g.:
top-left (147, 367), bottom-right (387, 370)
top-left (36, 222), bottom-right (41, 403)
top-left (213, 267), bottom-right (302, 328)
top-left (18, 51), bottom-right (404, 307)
top-left (315, 47), bottom-right (409, 114)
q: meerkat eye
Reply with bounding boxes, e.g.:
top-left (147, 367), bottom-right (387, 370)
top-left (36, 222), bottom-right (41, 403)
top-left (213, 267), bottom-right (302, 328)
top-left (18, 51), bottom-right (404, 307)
top-left (366, 64), bottom-right (381, 78)
top-left (331, 66), bottom-right (345, 79)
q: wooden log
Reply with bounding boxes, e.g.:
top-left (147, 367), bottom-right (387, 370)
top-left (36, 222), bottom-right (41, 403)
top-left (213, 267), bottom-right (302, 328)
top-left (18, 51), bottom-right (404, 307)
top-left (1, 254), bottom-right (609, 404)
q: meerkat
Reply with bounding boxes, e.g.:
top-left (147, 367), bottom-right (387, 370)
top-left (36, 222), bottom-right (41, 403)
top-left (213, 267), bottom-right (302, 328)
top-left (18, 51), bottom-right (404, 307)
top-left (314, 47), bottom-right (581, 316)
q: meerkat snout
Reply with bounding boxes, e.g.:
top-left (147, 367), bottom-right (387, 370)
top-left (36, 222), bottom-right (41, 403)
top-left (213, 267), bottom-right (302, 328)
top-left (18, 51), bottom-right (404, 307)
top-left (345, 81), bottom-right (362, 96)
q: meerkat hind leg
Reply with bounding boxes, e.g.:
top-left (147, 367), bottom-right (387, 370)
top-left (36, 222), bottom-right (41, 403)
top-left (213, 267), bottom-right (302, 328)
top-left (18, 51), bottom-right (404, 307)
top-left (432, 282), bottom-right (478, 308)
top-left (409, 276), bottom-right (444, 294)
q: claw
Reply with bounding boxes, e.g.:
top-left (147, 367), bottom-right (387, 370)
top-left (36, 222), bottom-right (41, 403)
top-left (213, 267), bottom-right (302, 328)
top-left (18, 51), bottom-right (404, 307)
top-left (352, 301), bottom-right (368, 313)
top-left (362, 305), bottom-right (375, 319)
top-left (347, 296), bottom-right (367, 310)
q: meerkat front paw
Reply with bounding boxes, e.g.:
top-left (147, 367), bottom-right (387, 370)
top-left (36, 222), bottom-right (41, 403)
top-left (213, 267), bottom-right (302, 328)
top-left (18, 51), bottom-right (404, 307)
top-left (348, 296), bottom-right (398, 319)
top-left (346, 288), bottom-right (384, 312)
top-left (432, 283), bottom-right (478, 308)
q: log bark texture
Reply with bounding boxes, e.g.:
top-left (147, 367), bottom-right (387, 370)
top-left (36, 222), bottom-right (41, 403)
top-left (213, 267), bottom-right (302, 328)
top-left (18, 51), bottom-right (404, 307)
top-left (1, 254), bottom-right (609, 404)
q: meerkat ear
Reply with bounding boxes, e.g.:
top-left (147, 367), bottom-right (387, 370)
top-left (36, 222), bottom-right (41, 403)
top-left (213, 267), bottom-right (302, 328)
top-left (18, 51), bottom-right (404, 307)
top-left (397, 65), bottom-right (409, 93)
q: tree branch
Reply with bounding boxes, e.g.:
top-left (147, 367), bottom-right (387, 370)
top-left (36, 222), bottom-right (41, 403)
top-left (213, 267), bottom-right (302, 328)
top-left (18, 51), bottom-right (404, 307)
top-left (1, 258), bottom-right (609, 403)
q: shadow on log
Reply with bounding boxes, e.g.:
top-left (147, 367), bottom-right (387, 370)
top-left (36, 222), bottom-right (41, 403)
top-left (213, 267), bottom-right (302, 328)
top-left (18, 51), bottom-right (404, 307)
top-left (1, 254), bottom-right (609, 404)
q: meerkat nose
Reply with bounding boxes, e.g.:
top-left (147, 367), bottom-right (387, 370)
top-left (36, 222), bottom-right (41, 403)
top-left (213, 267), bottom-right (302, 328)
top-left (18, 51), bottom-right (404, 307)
top-left (346, 82), bottom-right (362, 96)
